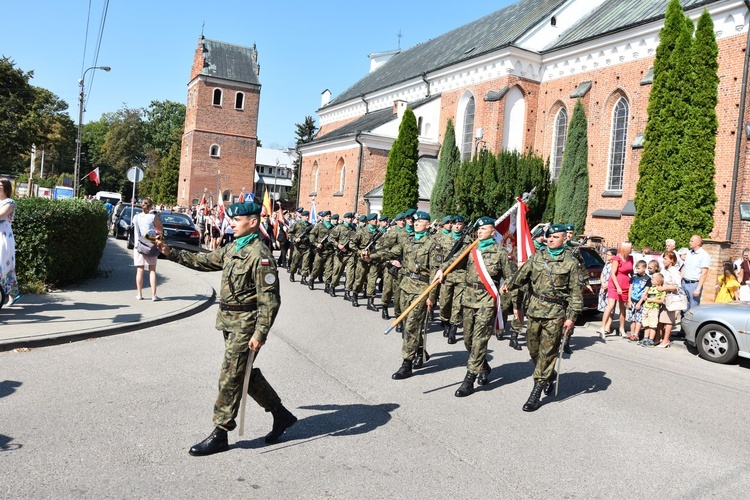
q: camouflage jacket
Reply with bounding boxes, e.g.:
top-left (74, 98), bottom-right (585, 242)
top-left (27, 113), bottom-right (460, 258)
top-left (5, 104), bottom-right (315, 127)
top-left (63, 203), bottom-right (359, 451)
top-left (507, 248), bottom-right (583, 322)
top-left (329, 222), bottom-right (357, 254)
top-left (440, 231), bottom-right (471, 283)
top-left (289, 220), bottom-right (313, 249)
top-left (370, 232), bottom-right (440, 301)
top-left (350, 224), bottom-right (380, 254)
top-left (169, 237), bottom-right (280, 342)
top-left (310, 221), bottom-right (334, 255)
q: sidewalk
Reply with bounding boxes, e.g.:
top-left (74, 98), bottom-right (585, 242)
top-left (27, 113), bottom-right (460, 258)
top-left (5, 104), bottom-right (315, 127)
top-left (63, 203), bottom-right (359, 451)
top-left (0, 236), bottom-right (215, 351)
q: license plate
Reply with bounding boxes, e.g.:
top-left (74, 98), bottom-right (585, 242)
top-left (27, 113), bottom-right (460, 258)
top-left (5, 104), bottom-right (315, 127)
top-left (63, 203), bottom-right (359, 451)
top-left (589, 278), bottom-right (601, 285)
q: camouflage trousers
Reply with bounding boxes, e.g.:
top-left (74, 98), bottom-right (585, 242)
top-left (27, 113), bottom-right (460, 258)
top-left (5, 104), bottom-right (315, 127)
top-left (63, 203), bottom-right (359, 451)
top-left (344, 252), bottom-right (359, 291)
top-left (399, 289), bottom-right (427, 361)
top-left (439, 280), bottom-right (465, 325)
top-left (501, 289), bottom-right (525, 333)
top-left (330, 253), bottom-right (350, 288)
top-left (462, 303), bottom-right (495, 374)
top-left (213, 330), bottom-right (282, 431)
top-left (354, 260), bottom-right (378, 297)
top-left (289, 246), bottom-right (312, 277)
top-left (526, 316), bottom-right (564, 383)
top-left (382, 271), bottom-right (402, 314)
top-left (310, 251), bottom-right (334, 284)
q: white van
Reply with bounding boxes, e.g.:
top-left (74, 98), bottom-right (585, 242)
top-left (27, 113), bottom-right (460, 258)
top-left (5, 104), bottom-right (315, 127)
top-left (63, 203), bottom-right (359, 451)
top-left (94, 191), bottom-right (122, 206)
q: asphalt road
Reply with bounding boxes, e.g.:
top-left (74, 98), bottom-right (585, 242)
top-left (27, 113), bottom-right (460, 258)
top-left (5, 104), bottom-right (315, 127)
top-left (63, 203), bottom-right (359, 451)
top-left (3, 267), bottom-right (750, 498)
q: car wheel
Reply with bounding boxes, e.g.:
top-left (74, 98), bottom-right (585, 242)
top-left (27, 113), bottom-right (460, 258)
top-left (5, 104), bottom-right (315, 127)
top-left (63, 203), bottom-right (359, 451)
top-left (696, 324), bottom-right (738, 364)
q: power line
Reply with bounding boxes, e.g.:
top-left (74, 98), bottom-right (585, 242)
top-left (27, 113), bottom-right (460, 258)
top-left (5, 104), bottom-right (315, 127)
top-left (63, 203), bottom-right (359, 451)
top-left (85, 0), bottom-right (111, 111)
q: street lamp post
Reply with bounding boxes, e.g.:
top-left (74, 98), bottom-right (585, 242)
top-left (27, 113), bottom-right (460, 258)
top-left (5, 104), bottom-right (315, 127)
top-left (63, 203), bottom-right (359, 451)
top-left (74, 65), bottom-right (111, 197)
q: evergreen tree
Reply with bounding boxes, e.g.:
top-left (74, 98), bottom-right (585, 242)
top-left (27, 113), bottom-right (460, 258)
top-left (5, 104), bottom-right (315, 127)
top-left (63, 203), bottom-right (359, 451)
top-left (456, 156), bottom-right (483, 221)
top-left (554, 99), bottom-right (589, 234)
top-left (382, 108), bottom-right (419, 217)
top-left (290, 116), bottom-right (317, 202)
top-left (520, 152), bottom-right (552, 225)
top-left (430, 119), bottom-right (461, 219)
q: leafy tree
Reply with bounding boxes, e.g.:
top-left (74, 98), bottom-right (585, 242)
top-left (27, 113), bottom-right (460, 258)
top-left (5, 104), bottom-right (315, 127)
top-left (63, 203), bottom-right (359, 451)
top-left (456, 155), bottom-right (484, 221)
top-left (152, 138), bottom-right (181, 205)
top-left (143, 100), bottom-right (185, 158)
top-left (382, 108), bottom-right (419, 217)
top-left (290, 116), bottom-right (317, 202)
top-left (98, 106), bottom-right (146, 195)
top-left (554, 99), bottom-right (589, 234)
top-left (430, 119), bottom-right (461, 219)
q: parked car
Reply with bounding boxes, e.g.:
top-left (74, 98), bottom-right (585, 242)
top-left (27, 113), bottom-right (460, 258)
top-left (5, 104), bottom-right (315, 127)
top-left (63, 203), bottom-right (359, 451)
top-left (127, 211), bottom-right (201, 252)
top-left (577, 246), bottom-right (605, 312)
top-left (113, 205), bottom-right (142, 239)
top-left (682, 301), bottom-right (750, 364)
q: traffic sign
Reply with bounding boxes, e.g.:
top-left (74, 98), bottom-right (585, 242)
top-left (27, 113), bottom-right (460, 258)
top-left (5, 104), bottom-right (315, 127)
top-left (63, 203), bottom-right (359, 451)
top-left (127, 166), bottom-right (144, 183)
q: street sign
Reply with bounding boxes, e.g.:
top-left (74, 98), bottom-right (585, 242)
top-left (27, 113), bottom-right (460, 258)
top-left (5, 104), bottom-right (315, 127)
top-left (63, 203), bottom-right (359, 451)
top-left (127, 166), bottom-right (144, 183)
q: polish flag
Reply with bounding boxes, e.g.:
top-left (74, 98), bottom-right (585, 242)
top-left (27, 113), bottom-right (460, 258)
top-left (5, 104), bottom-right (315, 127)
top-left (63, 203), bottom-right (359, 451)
top-left (494, 198), bottom-right (535, 264)
top-left (87, 168), bottom-right (100, 186)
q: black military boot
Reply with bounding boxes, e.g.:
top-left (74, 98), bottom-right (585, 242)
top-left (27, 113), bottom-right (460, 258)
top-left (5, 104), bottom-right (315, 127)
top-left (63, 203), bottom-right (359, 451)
top-left (324, 284), bottom-right (330, 294)
top-left (442, 321), bottom-right (450, 338)
top-left (412, 347), bottom-right (424, 369)
top-left (563, 335), bottom-right (572, 355)
top-left (188, 427), bottom-right (228, 456)
top-left (265, 405), bottom-right (298, 444)
top-left (496, 329), bottom-right (505, 341)
top-left (381, 304), bottom-right (390, 320)
top-left (509, 330), bottom-right (522, 351)
top-left (544, 376), bottom-right (556, 396)
top-left (300, 276), bottom-right (308, 286)
top-left (343, 290), bottom-right (351, 301)
top-left (308, 277), bottom-right (315, 290)
top-left (392, 359), bottom-right (413, 380)
top-left (477, 361), bottom-right (492, 386)
top-left (522, 381), bottom-right (545, 412)
top-left (351, 293), bottom-right (360, 307)
top-left (367, 297), bottom-right (378, 312)
top-left (455, 371), bottom-right (477, 397)
top-left (289, 273), bottom-right (295, 283)
top-left (395, 323), bottom-right (403, 334)
top-left (447, 324), bottom-right (457, 345)
top-left (329, 286), bottom-right (337, 298)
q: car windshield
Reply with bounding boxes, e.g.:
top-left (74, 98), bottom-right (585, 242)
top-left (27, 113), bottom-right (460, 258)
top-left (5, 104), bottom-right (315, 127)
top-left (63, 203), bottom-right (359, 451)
top-left (579, 248), bottom-right (604, 269)
top-left (120, 207), bottom-right (142, 222)
top-left (161, 213), bottom-right (194, 228)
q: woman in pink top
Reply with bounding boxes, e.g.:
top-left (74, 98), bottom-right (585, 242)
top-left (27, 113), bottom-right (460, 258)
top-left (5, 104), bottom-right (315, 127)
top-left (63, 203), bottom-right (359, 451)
top-left (599, 241), bottom-right (633, 338)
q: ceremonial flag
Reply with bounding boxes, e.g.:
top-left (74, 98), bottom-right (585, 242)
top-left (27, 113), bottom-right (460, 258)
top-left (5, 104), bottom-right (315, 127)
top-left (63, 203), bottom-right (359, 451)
top-left (87, 168), bottom-right (100, 186)
top-left (216, 192), bottom-right (225, 222)
top-left (471, 246), bottom-right (504, 332)
top-left (310, 200), bottom-right (317, 223)
top-left (261, 189), bottom-right (272, 216)
top-left (494, 197), bottom-right (535, 264)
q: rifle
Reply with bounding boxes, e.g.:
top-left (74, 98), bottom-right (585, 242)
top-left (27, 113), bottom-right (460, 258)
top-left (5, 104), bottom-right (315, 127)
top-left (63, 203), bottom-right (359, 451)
top-left (443, 219), bottom-right (476, 263)
top-left (294, 223), bottom-right (314, 246)
top-left (362, 228), bottom-right (385, 254)
top-left (421, 312), bottom-right (431, 363)
top-left (555, 323), bottom-right (573, 396)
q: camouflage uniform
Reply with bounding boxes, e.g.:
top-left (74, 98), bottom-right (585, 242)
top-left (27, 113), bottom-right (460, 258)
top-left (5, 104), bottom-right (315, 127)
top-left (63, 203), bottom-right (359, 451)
top-left (329, 221), bottom-right (356, 290)
top-left (351, 224), bottom-right (381, 299)
top-left (309, 221), bottom-right (334, 284)
top-left (507, 248), bottom-right (583, 384)
top-left (288, 219), bottom-right (313, 277)
top-left (380, 226), bottom-right (408, 314)
top-left (438, 230), bottom-right (470, 329)
top-left (169, 237), bottom-right (284, 431)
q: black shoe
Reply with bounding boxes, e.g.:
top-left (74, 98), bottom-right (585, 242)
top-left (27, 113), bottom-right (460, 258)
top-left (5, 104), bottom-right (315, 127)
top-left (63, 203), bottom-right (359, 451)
top-left (329, 286), bottom-right (336, 297)
top-left (563, 335), bottom-right (572, 355)
top-left (477, 361), bottom-right (491, 386)
top-left (412, 348), bottom-right (424, 369)
top-left (447, 324), bottom-right (457, 345)
top-left (442, 321), bottom-right (450, 338)
top-left (544, 378), bottom-right (555, 396)
top-left (308, 278), bottom-right (315, 290)
top-left (509, 330), bottom-right (522, 351)
top-left (289, 274), bottom-right (295, 283)
top-left (300, 276), bottom-right (308, 286)
top-left (265, 405), bottom-right (298, 444)
top-left (351, 294), bottom-right (360, 307)
top-left (381, 305), bottom-right (390, 320)
top-left (455, 371), bottom-right (477, 397)
top-left (189, 427), bottom-right (228, 456)
top-left (395, 323), bottom-right (403, 333)
top-left (392, 359), bottom-right (413, 380)
top-left (522, 382), bottom-right (545, 412)
top-left (367, 297), bottom-right (378, 312)
top-left (324, 284), bottom-right (330, 294)
top-left (343, 290), bottom-right (351, 301)
top-left (496, 329), bottom-right (505, 341)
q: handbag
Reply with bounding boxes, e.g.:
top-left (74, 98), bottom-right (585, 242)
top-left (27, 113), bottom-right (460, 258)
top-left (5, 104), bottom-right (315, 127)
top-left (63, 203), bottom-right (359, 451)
top-left (137, 235), bottom-right (160, 256)
top-left (664, 290), bottom-right (687, 311)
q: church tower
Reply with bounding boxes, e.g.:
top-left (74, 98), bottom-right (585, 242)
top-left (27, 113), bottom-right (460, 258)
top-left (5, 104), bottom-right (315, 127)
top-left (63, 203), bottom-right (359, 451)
top-left (177, 36), bottom-right (261, 206)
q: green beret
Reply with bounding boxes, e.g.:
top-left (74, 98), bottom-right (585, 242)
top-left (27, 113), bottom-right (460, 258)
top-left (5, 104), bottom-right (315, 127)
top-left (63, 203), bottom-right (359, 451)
top-left (545, 224), bottom-right (566, 237)
top-left (358, 215), bottom-right (367, 222)
top-left (367, 213), bottom-right (378, 221)
top-left (379, 215), bottom-right (389, 222)
top-left (343, 212), bottom-right (354, 218)
top-left (441, 216), bottom-right (453, 225)
top-left (531, 226), bottom-right (546, 238)
top-left (321, 210), bottom-right (331, 217)
top-left (452, 215), bottom-right (465, 223)
top-left (404, 208), bottom-right (417, 217)
top-left (393, 213), bottom-right (405, 221)
top-left (564, 224), bottom-right (574, 231)
top-left (331, 214), bottom-right (339, 220)
top-left (301, 210), bottom-right (310, 216)
top-left (414, 211), bottom-right (430, 221)
top-left (226, 202), bottom-right (262, 218)
top-left (476, 216), bottom-right (495, 227)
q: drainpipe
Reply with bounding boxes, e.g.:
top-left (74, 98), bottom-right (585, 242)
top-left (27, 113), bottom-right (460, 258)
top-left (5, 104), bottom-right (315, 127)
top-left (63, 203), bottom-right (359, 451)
top-left (295, 144), bottom-right (302, 211)
top-left (360, 94), bottom-right (369, 113)
top-left (354, 132), bottom-right (364, 213)
top-left (421, 72), bottom-right (431, 97)
top-left (727, 0), bottom-right (750, 240)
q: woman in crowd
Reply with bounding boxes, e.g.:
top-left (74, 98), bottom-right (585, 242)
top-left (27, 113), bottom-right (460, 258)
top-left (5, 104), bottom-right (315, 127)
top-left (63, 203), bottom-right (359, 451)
top-left (599, 241), bottom-right (633, 338)
top-left (715, 261), bottom-right (741, 303)
top-left (0, 178), bottom-right (20, 306)
top-left (132, 197), bottom-right (164, 301)
top-left (655, 250), bottom-right (682, 348)
top-left (598, 248), bottom-right (617, 314)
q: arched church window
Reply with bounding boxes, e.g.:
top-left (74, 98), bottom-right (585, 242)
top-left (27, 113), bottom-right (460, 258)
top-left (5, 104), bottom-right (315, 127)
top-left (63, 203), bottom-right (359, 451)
top-left (551, 107), bottom-right (568, 180)
top-left (606, 97), bottom-right (630, 192)
top-left (213, 88), bottom-right (222, 106)
top-left (235, 92), bottom-right (244, 110)
top-left (210, 144), bottom-right (220, 157)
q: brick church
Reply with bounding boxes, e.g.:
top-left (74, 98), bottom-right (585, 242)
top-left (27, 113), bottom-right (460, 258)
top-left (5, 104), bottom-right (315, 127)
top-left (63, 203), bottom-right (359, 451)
top-left (299, 0), bottom-right (750, 253)
top-left (177, 37), bottom-right (260, 207)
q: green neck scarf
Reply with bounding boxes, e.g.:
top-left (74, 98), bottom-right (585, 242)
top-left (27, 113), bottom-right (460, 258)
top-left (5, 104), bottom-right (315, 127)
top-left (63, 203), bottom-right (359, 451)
top-left (405, 224), bottom-right (414, 234)
top-left (546, 246), bottom-right (565, 258)
top-left (368, 224), bottom-right (377, 233)
top-left (414, 229), bottom-right (428, 240)
top-left (478, 237), bottom-right (495, 252)
top-left (442, 228), bottom-right (450, 235)
top-left (235, 233), bottom-right (258, 251)
top-left (533, 239), bottom-right (545, 251)
top-left (323, 221), bottom-right (332, 229)
top-left (452, 230), bottom-right (462, 240)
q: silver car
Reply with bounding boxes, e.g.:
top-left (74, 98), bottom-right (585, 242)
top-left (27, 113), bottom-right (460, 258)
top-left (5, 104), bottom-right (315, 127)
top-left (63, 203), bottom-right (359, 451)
top-left (682, 302), bottom-right (750, 364)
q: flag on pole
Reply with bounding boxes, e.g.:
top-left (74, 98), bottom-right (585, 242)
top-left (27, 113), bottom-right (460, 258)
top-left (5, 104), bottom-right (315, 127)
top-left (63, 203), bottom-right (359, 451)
top-left (261, 189), bottom-right (272, 216)
top-left (87, 168), bottom-right (101, 186)
top-left (274, 201), bottom-right (284, 239)
top-left (310, 200), bottom-right (317, 223)
top-left (216, 193), bottom-right (225, 222)
top-left (199, 193), bottom-right (208, 214)
top-left (494, 197), bottom-right (535, 264)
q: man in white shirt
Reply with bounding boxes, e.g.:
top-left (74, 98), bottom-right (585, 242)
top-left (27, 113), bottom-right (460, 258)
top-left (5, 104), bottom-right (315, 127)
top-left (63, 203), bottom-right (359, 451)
top-left (681, 235), bottom-right (710, 311)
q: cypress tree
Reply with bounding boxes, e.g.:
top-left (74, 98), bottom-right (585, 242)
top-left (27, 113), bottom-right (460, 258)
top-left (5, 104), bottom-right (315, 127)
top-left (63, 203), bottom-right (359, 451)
top-left (554, 99), bottom-right (589, 234)
top-left (456, 156), bottom-right (484, 221)
top-left (522, 152), bottom-right (552, 225)
top-left (430, 119), bottom-right (461, 220)
top-left (382, 108), bottom-right (419, 217)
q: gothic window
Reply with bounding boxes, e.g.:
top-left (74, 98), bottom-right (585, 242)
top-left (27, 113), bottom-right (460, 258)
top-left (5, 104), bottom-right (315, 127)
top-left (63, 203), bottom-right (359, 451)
top-left (606, 97), bottom-right (630, 192)
top-left (461, 96), bottom-right (475, 162)
top-left (210, 144), bottom-right (220, 157)
top-left (551, 107), bottom-right (568, 180)
top-left (213, 88), bottom-right (222, 106)
top-left (337, 158), bottom-right (346, 193)
top-left (502, 86), bottom-right (525, 152)
top-left (235, 92), bottom-right (244, 110)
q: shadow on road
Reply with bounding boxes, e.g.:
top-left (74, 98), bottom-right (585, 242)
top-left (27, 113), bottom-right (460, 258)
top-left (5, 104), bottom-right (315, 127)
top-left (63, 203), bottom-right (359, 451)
top-left (0, 434), bottom-right (21, 452)
top-left (0, 380), bottom-right (22, 399)
top-left (550, 370), bottom-right (611, 404)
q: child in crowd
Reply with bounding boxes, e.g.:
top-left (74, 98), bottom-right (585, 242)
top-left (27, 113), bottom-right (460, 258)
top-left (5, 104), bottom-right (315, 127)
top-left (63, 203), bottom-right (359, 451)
top-left (626, 260), bottom-right (651, 341)
top-left (715, 261), bottom-right (741, 303)
top-left (647, 259), bottom-right (661, 277)
top-left (641, 273), bottom-right (666, 347)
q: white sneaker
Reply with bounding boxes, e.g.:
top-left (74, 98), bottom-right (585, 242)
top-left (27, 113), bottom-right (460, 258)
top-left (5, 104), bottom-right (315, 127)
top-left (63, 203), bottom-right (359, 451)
top-left (152, 296), bottom-right (161, 302)
top-left (136, 295), bottom-right (143, 300)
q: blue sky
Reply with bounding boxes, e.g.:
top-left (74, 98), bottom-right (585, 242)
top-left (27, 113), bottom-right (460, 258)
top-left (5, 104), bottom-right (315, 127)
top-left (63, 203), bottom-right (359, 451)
top-left (2, 0), bottom-right (513, 148)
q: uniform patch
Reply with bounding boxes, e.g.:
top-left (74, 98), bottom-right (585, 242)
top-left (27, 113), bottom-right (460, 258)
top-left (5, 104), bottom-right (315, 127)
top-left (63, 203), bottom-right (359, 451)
top-left (264, 273), bottom-right (276, 284)
top-left (261, 258), bottom-right (270, 266)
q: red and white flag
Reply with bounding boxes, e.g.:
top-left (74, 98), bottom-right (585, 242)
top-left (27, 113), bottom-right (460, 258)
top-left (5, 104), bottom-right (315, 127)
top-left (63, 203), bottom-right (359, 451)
top-left (87, 168), bottom-right (100, 186)
top-left (494, 197), bottom-right (535, 264)
top-left (471, 246), bottom-right (504, 332)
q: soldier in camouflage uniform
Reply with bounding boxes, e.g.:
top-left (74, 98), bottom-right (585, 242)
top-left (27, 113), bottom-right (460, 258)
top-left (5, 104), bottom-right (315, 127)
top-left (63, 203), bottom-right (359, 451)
top-left (379, 213), bottom-right (407, 321)
top-left (438, 216), bottom-right (470, 344)
top-left (343, 215), bottom-right (367, 301)
top-left (507, 224), bottom-right (583, 412)
top-left (328, 212), bottom-right (356, 297)
top-left (288, 210), bottom-right (313, 284)
top-left (308, 211), bottom-right (334, 292)
top-left (155, 201), bottom-right (297, 456)
top-left (350, 213), bottom-right (382, 311)
top-left (368, 211), bottom-right (440, 378)
top-left (437, 216), bottom-right (514, 397)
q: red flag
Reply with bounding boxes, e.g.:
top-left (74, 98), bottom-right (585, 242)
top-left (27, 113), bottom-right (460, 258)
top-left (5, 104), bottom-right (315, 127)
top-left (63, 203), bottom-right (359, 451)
top-left (87, 168), bottom-right (100, 186)
top-left (494, 198), bottom-right (535, 264)
top-left (216, 193), bottom-right (225, 222)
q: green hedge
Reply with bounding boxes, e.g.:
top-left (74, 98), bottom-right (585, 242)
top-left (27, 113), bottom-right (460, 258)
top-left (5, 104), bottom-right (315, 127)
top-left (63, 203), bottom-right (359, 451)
top-left (13, 198), bottom-right (108, 291)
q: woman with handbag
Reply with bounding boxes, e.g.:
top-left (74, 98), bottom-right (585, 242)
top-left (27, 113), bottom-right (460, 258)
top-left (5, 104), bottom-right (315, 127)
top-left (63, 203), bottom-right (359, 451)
top-left (656, 251), bottom-right (682, 348)
top-left (133, 197), bottom-right (164, 301)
